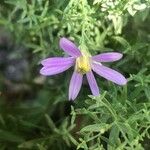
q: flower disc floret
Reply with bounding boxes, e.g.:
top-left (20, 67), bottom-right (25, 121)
top-left (75, 55), bottom-right (91, 74)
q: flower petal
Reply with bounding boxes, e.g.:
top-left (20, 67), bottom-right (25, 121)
top-left (59, 37), bottom-right (81, 57)
top-left (41, 57), bottom-right (75, 67)
top-left (40, 58), bottom-right (74, 76)
top-left (92, 52), bottom-right (123, 62)
top-left (69, 72), bottom-right (83, 100)
top-left (86, 71), bottom-right (100, 96)
top-left (92, 63), bottom-right (127, 85)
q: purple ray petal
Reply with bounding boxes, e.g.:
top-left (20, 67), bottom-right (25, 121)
top-left (59, 37), bottom-right (81, 57)
top-left (40, 57), bottom-right (74, 76)
top-left (86, 71), bottom-right (100, 96)
top-left (92, 63), bottom-right (127, 85)
top-left (92, 52), bottom-right (123, 62)
top-left (41, 57), bottom-right (75, 67)
top-left (69, 72), bottom-right (83, 100)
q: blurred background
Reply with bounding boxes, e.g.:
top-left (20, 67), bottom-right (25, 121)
top-left (0, 0), bottom-right (150, 149)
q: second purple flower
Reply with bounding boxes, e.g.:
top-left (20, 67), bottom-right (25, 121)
top-left (40, 37), bottom-right (127, 100)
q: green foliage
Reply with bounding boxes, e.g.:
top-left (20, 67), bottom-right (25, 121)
top-left (72, 90), bottom-right (150, 150)
top-left (0, 0), bottom-right (150, 149)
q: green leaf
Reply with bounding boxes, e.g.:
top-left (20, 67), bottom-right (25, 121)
top-left (80, 123), bottom-right (110, 133)
top-left (0, 129), bottom-right (24, 143)
top-left (108, 125), bottom-right (120, 149)
top-left (112, 36), bottom-right (131, 50)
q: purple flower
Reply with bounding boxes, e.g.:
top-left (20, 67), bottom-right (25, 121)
top-left (40, 37), bottom-right (127, 100)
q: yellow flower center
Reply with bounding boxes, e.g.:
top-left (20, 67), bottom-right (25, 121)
top-left (75, 55), bottom-right (91, 74)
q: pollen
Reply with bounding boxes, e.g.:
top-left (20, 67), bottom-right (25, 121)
top-left (75, 55), bottom-right (91, 74)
